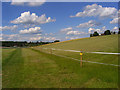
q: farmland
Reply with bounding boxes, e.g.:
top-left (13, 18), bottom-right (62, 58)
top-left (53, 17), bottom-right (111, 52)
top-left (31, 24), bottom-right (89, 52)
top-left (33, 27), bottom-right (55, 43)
top-left (2, 34), bottom-right (119, 88)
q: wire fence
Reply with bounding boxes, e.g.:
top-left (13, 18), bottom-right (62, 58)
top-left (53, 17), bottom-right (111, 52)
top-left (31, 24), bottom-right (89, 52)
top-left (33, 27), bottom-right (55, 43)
top-left (31, 47), bottom-right (120, 67)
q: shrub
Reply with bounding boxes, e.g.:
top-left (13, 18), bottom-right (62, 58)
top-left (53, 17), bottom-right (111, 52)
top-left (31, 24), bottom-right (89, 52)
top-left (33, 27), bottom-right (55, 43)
top-left (54, 40), bottom-right (60, 42)
top-left (104, 30), bottom-right (111, 35)
top-left (93, 31), bottom-right (99, 36)
top-left (90, 34), bottom-right (93, 37)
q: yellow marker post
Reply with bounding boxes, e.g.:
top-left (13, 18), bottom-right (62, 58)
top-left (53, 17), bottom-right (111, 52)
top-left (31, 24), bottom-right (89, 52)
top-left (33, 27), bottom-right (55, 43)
top-left (80, 50), bottom-right (83, 67)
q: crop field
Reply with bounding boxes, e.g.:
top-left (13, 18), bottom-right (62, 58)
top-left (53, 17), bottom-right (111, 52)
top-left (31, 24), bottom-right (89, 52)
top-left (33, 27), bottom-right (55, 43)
top-left (2, 35), bottom-right (119, 88)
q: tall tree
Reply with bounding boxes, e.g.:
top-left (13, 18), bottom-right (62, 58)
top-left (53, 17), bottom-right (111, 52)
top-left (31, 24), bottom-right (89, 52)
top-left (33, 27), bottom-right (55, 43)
top-left (118, 28), bottom-right (120, 34)
top-left (104, 30), bottom-right (111, 35)
top-left (93, 31), bottom-right (99, 36)
top-left (90, 34), bottom-right (93, 37)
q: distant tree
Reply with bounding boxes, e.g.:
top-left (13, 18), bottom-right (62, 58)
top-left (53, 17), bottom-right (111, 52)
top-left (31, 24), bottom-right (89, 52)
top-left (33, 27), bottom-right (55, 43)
top-left (93, 31), bottom-right (99, 36)
top-left (118, 28), bottom-right (120, 34)
top-left (54, 40), bottom-right (60, 42)
top-left (90, 34), bottom-right (93, 37)
top-left (101, 33), bottom-right (104, 36)
top-left (113, 32), bottom-right (116, 34)
top-left (36, 41), bottom-right (39, 44)
top-left (104, 30), bottom-right (111, 35)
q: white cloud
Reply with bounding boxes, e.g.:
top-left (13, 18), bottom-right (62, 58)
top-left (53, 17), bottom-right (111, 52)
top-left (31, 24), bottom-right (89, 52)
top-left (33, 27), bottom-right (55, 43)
top-left (11, 2), bottom-right (24, 6)
top-left (113, 26), bottom-right (118, 30)
top-left (60, 27), bottom-right (73, 32)
top-left (2, 33), bottom-right (42, 41)
top-left (45, 33), bottom-right (54, 36)
top-left (102, 26), bottom-right (106, 31)
top-left (110, 9), bottom-right (120, 24)
top-left (2, 31), bottom-right (56, 41)
top-left (30, 37), bottom-right (42, 41)
top-left (65, 36), bottom-right (79, 40)
top-left (88, 26), bottom-right (107, 34)
top-left (30, 36), bottom-right (56, 41)
top-left (110, 17), bottom-right (120, 24)
top-left (0, 37), bottom-right (2, 41)
top-left (11, 11), bottom-right (56, 25)
top-left (19, 27), bottom-right (42, 34)
top-left (76, 20), bottom-right (101, 28)
top-left (112, 26), bottom-right (118, 32)
top-left (11, 0), bottom-right (46, 7)
top-left (88, 28), bottom-right (95, 34)
top-left (66, 31), bottom-right (79, 35)
top-left (2, 34), bottom-right (19, 41)
top-left (0, 25), bottom-right (18, 31)
top-left (66, 30), bottom-right (86, 35)
top-left (37, 34), bottom-right (42, 36)
top-left (44, 37), bottom-right (56, 41)
top-left (27, 1), bottom-right (45, 7)
top-left (70, 4), bottom-right (117, 19)
top-left (7, 34), bottom-right (18, 40)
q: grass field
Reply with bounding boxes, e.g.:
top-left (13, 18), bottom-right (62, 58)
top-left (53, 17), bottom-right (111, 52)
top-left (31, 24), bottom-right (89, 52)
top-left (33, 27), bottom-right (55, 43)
top-left (41, 34), bottom-right (119, 53)
top-left (2, 35), bottom-right (119, 88)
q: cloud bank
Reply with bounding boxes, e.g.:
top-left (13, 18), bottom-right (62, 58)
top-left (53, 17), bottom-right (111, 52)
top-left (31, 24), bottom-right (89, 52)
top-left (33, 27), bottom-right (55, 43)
top-left (76, 20), bottom-right (101, 28)
top-left (11, 11), bottom-right (56, 25)
top-left (70, 4), bottom-right (117, 18)
top-left (11, 0), bottom-right (46, 7)
top-left (19, 27), bottom-right (42, 34)
top-left (0, 25), bottom-right (18, 31)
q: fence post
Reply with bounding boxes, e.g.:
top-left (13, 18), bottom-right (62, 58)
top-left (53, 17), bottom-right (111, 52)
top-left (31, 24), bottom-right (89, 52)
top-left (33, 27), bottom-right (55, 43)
top-left (80, 49), bottom-right (83, 67)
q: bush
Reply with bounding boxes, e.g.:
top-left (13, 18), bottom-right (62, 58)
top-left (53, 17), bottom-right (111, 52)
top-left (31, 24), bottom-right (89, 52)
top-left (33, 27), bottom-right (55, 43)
top-left (104, 30), bottom-right (111, 35)
top-left (54, 40), bottom-right (60, 42)
top-left (90, 34), bottom-right (93, 37)
top-left (118, 31), bottom-right (120, 34)
top-left (93, 31), bottom-right (99, 36)
top-left (118, 28), bottom-right (120, 34)
top-left (113, 32), bottom-right (116, 34)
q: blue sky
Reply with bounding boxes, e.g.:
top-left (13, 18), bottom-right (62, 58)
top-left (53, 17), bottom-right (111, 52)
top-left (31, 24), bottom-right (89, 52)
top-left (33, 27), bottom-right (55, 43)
top-left (1, 2), bottom-right (119, 41)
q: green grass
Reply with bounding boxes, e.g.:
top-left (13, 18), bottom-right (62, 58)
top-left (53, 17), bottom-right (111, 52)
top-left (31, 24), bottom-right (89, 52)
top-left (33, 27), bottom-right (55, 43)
top-left (2, 35), bottom-right (119, 88)
top-left (2, 48), bottom-right (118, 88)
top-left (41, 34), bottom-right (118, 53)
top-left (2, 48), bottom-right (24, 88)
top-left (2, 48), bottom-right (16, 61)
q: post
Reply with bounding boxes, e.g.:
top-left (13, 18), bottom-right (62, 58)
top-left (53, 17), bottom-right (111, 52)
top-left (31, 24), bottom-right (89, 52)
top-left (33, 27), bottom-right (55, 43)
top-left (80, 49), bottom-right (83, 67)
top-left (81, 54), bottom-right (82, 67)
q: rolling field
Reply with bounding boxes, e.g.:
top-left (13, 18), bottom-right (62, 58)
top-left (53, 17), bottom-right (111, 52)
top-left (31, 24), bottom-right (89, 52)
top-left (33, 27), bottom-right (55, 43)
top-left (2, 35), bottom-right (119, 88)
top-left (41, 34), bottom-right (119, 52)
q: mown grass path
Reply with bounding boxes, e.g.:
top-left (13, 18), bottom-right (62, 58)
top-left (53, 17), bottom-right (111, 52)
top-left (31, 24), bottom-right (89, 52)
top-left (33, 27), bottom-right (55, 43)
top-left (2, 48), bottom-right (24, 88)
top-left (2, 48), bottom-right (118, 88)
top-left (21, 48), bottom-right (81, 88)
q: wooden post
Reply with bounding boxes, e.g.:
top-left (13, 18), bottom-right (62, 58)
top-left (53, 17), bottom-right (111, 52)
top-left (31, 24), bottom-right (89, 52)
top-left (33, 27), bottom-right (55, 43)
top-left (81, 54), bottom-right (82, 67)
top-left (80, 49), bottom-right (83, 67)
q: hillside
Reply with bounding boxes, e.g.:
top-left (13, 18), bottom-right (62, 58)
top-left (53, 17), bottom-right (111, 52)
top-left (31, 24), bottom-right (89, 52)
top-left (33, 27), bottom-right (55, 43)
top-left (2, 34), bottom-right (119, 88)
top-left (41, 34), bottom-right (119, 53)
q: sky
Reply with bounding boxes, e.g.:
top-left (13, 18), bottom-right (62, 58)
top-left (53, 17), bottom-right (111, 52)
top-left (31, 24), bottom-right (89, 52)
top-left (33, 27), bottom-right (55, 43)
top-left (0, 1), bottom-right (119, 42)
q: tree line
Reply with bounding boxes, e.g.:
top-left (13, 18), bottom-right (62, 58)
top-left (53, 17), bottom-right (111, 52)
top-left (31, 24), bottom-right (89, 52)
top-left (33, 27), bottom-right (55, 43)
top-left (1, 40), bottom-right (60, 47)
top-left (90, 28), bottom-right (120, 37)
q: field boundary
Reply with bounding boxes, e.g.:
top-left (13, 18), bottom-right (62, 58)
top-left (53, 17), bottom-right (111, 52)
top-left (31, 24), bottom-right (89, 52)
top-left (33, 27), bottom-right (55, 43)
top-left (42, 48), bottom-right (120, 55)
top-left (31, 48), bottom-right (120, 67)
top-left (52, 53), bottom-right (120, 67)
